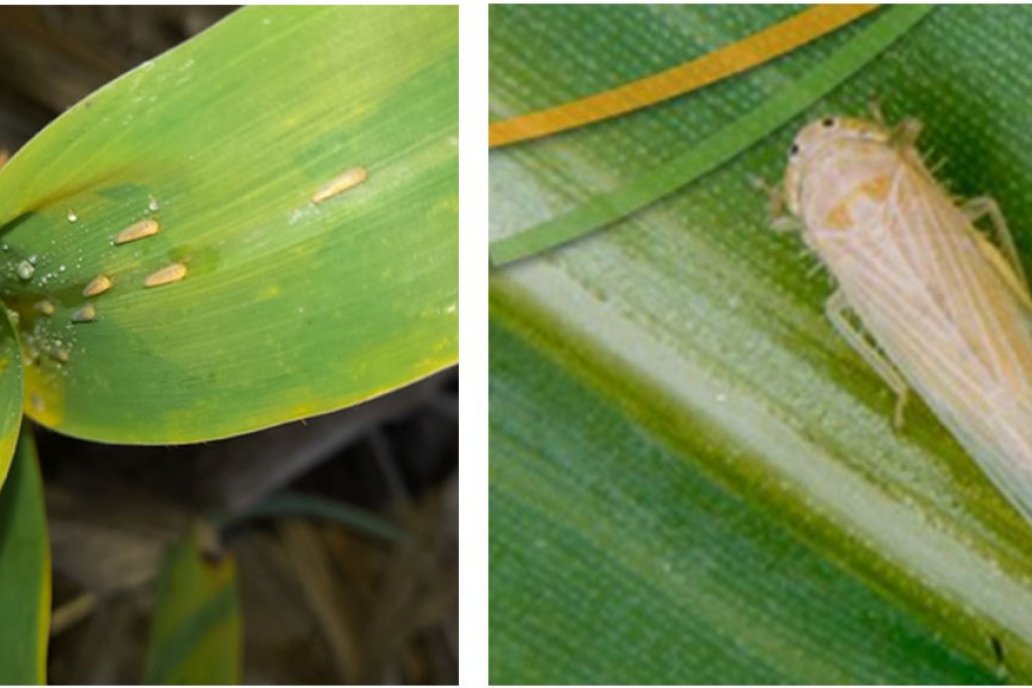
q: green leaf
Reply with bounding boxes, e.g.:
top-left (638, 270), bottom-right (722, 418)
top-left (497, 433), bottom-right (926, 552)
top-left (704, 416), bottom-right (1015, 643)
top-left (489, 5), bottom-right (929, 265)
top-left (0, 306), bottom-right (24, 486)
top-left (0, 6), bottom-right (457, 444)
top-left (0, 426), bottom-right (50, 684)
top-left (219, 491), bottom-right (407, 543)
top-left (490, 5), bottom-right (1032, 683)
top-left (490, 304), bottom-right (996, 683)
top-left (144, 525), bottom-right (241, 684)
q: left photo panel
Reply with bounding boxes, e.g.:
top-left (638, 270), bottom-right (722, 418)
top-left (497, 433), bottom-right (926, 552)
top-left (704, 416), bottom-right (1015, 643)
top-left (0, 6), bottom-right (457, 683)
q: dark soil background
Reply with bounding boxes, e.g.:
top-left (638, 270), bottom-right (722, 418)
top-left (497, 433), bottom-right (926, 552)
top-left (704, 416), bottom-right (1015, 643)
top-left (0, 7), bottom-right (458, 684)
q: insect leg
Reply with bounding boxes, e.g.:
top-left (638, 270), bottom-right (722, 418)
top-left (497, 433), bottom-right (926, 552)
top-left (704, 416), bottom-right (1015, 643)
top-left (749, 175), bottom-right (802, 233)
top-left (866, 95), bottom-right (887, 127)
top-left (825, 290), bottom-right (910, 429)
top-left (890, 117), bottom-right (923, 148)
top-left (866, 99), bottom-right (923, 151)
top-left (962, 195), bottom-right (1031, 294)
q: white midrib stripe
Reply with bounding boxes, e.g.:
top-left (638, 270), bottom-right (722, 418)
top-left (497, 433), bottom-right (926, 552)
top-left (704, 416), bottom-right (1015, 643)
top-left (500, 257), bottom-right (1032, 642)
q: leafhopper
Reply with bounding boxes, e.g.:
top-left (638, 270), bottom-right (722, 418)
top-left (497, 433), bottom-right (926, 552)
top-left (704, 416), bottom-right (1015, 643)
top-left (144, 262), bottom-right (187, 288)
top-left (782, 113), bottom-right (1032, 524)
top-left (82, 274), bottom-right (113, 297)
top-left (312, 167), bottom-right (368, 204)
top-left (114, 218), bottom-right (160, 245)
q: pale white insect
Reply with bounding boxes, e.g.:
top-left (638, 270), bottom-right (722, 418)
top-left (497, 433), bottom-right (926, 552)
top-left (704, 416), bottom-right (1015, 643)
top-left (34, 300), bottom-right (54, 317)
top-left (113, 218), bottom-right (160, 245)
top-left (71, 304), bottom-right (96, 323)
top-left (82, 274), bottom-right (112, 297)
top-left (144, 262), bottom-right (187, 288)
top-left (312, 167), bottom-right (368, 204)
top-left (783, 113), bottom-right (1032, 524)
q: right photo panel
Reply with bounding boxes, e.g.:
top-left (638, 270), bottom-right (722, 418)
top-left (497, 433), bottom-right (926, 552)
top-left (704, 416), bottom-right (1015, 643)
top-left (489, 5), bottom-right (1032, 684)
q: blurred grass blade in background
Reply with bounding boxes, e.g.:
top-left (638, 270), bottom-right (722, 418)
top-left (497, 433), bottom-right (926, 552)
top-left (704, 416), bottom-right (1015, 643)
top-left (144, 524), bottom-right (241, 684)
top-left (488, 4), bottom-right (879, 148)
top-left (222, 491), bottom-right (407, 543)
top-left (0, 427), bottom-right (50, 684)
top-left (491, 4), bottom-right (1032, 683)
top-left (488, 4), bottom-right (929, 265)
top-left (0, 6), bottom-right (458, 444)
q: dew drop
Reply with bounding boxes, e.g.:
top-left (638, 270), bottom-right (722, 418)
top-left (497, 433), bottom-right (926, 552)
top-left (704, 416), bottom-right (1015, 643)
top-left (148, 197), bottom-right (160, 212)
top-left (67, 211), bottom-right (78, 223)
top-left (16, 260), bottom-right (34, 280)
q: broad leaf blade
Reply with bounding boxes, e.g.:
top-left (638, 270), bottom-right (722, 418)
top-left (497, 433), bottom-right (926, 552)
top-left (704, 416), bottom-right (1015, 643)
top-left (144, 525), bottom-right (241, 684)
top-left (491, 5), bottom-right (1032, 683)
top-left (0, 426), bottom-right (50, 684)
top-left (0, 6), bottom-right (458, 443)
top-left (490, 307), bottom-right (996, 684)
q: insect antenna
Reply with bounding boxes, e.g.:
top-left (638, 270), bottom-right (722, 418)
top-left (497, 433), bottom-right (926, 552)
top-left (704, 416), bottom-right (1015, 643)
top-left (804, 255), bottom-right (826, 279)
top-left (928, 154), bottom-right (950, 176)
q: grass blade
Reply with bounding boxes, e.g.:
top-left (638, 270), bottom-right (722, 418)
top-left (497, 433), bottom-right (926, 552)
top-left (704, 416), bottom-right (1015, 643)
top-left (0, 305), bottom-right (23, 488)
top-left (491, 4), bottom-right (1032, 682)
top-left (489, 5), bottom-right (929, 265)
top-left (0, 426), bottom-right (50, 684)
top-left (220, 491), bottom-right (407, 543)
top-left (489, 5), bottom-right (879, 147)
top-left (144, 524), bottom-right (241, 684)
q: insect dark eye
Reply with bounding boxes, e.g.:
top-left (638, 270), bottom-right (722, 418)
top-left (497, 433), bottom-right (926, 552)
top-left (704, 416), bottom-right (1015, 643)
top-left (822, 117), bottom-right (836, 128)
top-left (790, 143), bottom-right (800, 156)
